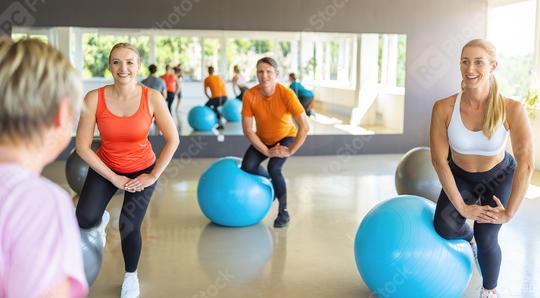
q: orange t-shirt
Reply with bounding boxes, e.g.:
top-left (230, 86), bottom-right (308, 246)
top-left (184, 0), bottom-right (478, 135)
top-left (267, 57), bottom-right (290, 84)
top-left (241, 83), bottom-right (305, 145)
top-left (161, 73), bottom-right (176, 93)
top-left (95, 86), bottom-right (156, 173)
top-left (204, 74), bottom-right (227, 98)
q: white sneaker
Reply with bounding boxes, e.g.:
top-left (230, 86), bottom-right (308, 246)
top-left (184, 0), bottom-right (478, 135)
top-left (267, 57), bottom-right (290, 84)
top-left (471, 242), bottom-right (480, 272)
top-left (98, 210), bottom-right (110, 247)
top-left (480, 288), bottom-right (498, 298)
top-left (121, 272), bottom-right (140, 298)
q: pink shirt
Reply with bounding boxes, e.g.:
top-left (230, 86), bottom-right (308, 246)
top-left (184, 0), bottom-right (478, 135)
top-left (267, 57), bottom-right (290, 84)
top-left (0, 164), bottom-right (88, 298)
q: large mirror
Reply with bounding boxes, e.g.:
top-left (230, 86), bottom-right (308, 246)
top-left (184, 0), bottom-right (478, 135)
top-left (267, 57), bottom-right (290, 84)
top-left (12, 27), bottom-right (406, 137)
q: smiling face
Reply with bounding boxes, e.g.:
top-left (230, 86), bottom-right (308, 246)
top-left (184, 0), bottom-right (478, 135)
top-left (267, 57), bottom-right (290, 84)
top-left (460, 46), bottom-right (497, 90)
top-left (256, 62), bottom-right (278, 89)
top-left (109, 47), bottom-right (140, 84)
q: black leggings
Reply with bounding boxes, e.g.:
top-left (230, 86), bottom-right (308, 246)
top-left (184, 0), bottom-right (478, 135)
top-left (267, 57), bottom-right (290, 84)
top-left (76, 164), bottom-right (157, 273)
top-left (240, 137), bottom-right (294, 211)
top-left (433, 152), bottom-right (515, 289)
top-left (298, 95), bottom-right (314, 116)
top-left (205, 96), bottom-right (227, 122)
top-left (166, 92), bottom-right (175, 112)
top-left (237, 86), bottom-right (248, 101)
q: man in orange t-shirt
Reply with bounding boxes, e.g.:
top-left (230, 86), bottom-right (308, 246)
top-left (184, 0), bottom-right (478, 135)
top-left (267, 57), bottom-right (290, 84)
top-left (241, 57), bottom-right (310, 228)
top-left (161, 65), bottom-right (177, 113)
top-left (204, 66), bottom-right (227, 129)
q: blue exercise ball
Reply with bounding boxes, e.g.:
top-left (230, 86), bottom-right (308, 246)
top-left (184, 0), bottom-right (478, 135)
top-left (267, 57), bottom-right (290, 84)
top-left (354, 195), bottom-right (473, 298)
top-left (197, 157), bottom-right (274, 227)
top-left (188, 106), bottom-right (217, 131)
top-left (222, 98), bottom-right (242, 122)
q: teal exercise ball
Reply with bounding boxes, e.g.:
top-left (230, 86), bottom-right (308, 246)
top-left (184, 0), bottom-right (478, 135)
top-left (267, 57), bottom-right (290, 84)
top-left (197, 157), bottom-right (274, 227)
top-left (188, 106), bottom-right (217, 131)
top-left (222, 98), bottom-right (242, 122)
top-left (354, 195), bottom-right (473, 298)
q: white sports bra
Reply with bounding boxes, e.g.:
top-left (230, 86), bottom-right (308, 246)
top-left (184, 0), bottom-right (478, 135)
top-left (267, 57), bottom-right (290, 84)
top-left (447, 92), bottom-right (508, 156)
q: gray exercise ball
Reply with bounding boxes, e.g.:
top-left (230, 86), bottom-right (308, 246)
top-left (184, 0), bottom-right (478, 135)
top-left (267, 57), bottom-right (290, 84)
top-left (395, 147), bottom-right (442, 202)
top-left (80, 229), bottom-right (104, 286)
top-left (65, 140), bottom-right (100, 195)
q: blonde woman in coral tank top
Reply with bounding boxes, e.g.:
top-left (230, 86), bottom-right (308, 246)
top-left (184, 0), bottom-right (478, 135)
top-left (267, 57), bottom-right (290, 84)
top-left (75, 43), bottom-right (179, 298)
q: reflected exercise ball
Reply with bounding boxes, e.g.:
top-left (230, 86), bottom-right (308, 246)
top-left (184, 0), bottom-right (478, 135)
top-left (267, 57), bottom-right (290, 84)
top-left (197, 223), bottom-right (273, 281)
top-left (222, 98), bottom-right (242, 122)
top-left (197, 157), bottom-right (274, 227)
top-left (80, 229), bottom-right (104, 286)
top-left (354, 195), bottom-right (473, 298)
top-left (188, 106), bottom-right (218, 131)
top-left (395, 147), bottom-right (442, 202)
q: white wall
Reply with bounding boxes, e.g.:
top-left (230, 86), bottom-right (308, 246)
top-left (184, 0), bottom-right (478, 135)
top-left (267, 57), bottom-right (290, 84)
top-left (360, 92), bottom-right (404, 132)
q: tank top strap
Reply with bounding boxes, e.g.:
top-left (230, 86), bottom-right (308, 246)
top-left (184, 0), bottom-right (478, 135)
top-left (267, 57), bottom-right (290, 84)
top-left (96, 86), bottom-right (106, 116)
top-left (139, 86), bottom-right (152, 120)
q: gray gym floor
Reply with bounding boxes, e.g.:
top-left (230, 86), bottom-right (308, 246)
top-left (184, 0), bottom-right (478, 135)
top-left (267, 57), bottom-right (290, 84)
top-left (43, 155), bottom-right (540, 297)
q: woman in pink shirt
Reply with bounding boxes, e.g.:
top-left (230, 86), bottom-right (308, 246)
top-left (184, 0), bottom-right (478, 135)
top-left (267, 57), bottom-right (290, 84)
top-left (0, 38), bottom-right (88, 297)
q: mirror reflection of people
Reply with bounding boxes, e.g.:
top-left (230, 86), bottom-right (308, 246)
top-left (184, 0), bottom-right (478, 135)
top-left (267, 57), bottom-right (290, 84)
top-left (75, 43), bottom-right (179, 298)
top-left (241, 57), bottom-right (310, 228)
top-left (232, 65), bottom-right (248, 101)
top-left (174, 64), bottom-right (183, 113)
top-left (288, 73), bottom-right (314, 116)
top-left (0, 38), bottom-right (88, 297)
top-left (203, 66), bottom-right (227, 130)
top-left (430, 39), bottom-right (534, 298)
top-left (141, 64), bottom-right (167, 98)
top-left (160, 64), bottom-right (178, 113)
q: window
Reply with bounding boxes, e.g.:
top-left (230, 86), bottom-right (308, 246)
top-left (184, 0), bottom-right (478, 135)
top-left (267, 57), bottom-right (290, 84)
top-left (155, 36), bottom-right (201, 80)
top-left (203, 38), bottom-right (221, 75)
top-left (488, 0), bottom-right (536, 97)
top-left (378, 34), bottom-right (407, 88)
top-left (11, 31), bottom-right (49, 43)
top-left (82, 33), bottom-right (149, 78)
top-left (301, 33), bottom-right (355, 86)
top-left (227, 38), bottom-right (274, 82)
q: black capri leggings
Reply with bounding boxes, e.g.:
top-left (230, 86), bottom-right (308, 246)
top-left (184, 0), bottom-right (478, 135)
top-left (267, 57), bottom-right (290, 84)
top-left (298, 95), bottom-right (314, 116)
top-left (166, 91), bottom-right (175, 112)
top-left (205, 96), bottom-right (227, 122)
top-left (433, 152), bottom-right (516, 290)
top-left (237, 86), bottom-right (248, 101)
top-left (76, 164), bottom-right (157, 273)
top-left (240, 137), bottom-right (294, 209)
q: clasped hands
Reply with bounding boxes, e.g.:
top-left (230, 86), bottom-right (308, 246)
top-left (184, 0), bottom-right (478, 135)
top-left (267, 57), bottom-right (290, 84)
top-left (267, 143), bottom-right (291, 158)
top-left (113, 174), bottom-right (157, 193)
top-left (460, 195), bottom-right (511, 224)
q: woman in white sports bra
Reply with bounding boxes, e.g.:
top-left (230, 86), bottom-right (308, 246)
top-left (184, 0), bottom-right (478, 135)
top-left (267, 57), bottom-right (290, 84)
top-left (232, 65), bottom-right (249, 100)
top-left (430, 39), bottom-right (534, 298)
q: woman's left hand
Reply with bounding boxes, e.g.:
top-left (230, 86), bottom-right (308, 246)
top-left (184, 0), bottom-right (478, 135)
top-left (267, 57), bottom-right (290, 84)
top-left (477, 195), bottom-right (511, 224)
top-left (124, 173), bottom-right (157, 192)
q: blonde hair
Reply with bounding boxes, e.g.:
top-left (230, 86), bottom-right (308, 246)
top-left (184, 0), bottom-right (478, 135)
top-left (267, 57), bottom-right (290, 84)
top-left (0, 37), bottom-right (82, 144)
top-left (108, 42), bottom-right (140, 64)
top-left (461, 39), bottom-right (505, 139)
